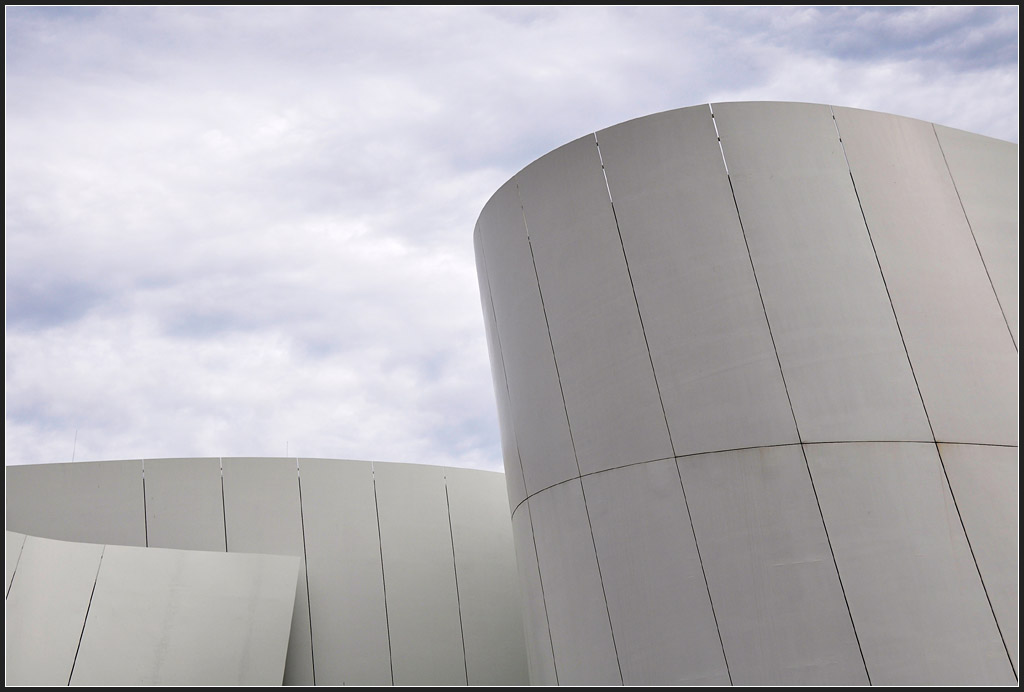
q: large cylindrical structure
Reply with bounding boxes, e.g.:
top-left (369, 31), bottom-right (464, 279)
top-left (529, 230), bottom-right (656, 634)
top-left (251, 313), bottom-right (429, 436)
top-left (475, 102), bottom-right (1018, 685)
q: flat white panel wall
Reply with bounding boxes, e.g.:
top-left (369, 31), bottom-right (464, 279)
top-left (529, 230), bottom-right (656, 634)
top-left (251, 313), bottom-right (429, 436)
top-left (6, 460), bottom-right (146, 547)
top-left (221, 458), bottom-right (313, 686)
top-left (806, 442), bottom-right (1014, 684)
top-left (446, 467), bottom-right (529, 685)
top-left (517, 136), bottom-right (673, 475)
top-left (714, 101), bottom-right (930, 443)
top-left (477, 179), bottom-right (579, 495)
top-left (5, 531), bottom-right (26, 596)
top-left (475, 234), bottom-right (528, 509)
top-left (297, 458), bottom-right (392, 686)
top-left (4, 536), bottom-right (103, 685)
top-left (833, 106), bottom-right (1018, 446)
top-left (934, 125), bottom-right (1019, 345)
top-left (144, 458), bottom-right (226, 552)
top-left (938, 443), bottom-right (1019, 672)
top-left (597, 106), bottom-right (796, 456)
top-left (678, 445), bottom-right (867, 684)
top-left (510, 503), bottom-right (558, 685)
top-left (528, 479), bottom-right (620, 684)
top-left (583, 460), bottom-right (729, 685)
top-left (373, 462), bottom-right (466, 685)
top-left (71, 545), bottom-right (298, 686)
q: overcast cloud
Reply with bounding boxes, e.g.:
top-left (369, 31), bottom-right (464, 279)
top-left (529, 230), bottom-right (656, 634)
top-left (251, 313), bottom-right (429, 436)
top-left (5, 6), bottom-right (1019, 469)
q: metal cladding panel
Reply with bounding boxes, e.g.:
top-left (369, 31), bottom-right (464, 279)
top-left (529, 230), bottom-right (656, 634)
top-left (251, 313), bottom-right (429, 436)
top-left (806, 442), bottom-right (1015, 684)
top-left (832, 106), bottom-right (1018, 446)
top-left (510, 502), bottom-right (557, 684)
top-left (528, 479), bottom-right (621, 684)
top-left (934, 125), bottom-right (1019, 345)
top-left (373, 461), bottom-right (466, 685)
top-left (220, 457), bottom-right (313, 686)
top-left (596, 106), bottom-right (797, 456)
top-left (297, 458), bottom-right (392, 685)
top-left (677, 445), bottom-right (867, 685)
top-left (5, 531), bottom-right (26, 596)
top-left (143, 457), bottom-right (226, 552)
top-left (476, 179), bottom-right (579, 495)
top-left (582, 460), bottom-right (729, 685)
top-left (713, 101), bottom-right (931, 443)
top-left (70, 545), bottom-right (298, 686)
top-left (517, 135), bottom-right (674, 475)
top-left (938, 443), bottom-right (1019, 672)
top-left (5, 460), bottom-right (146, 547)
top-left (4, 536), bottom-right (103, 685)
top-left (474, 233), bottom-right (528, 509)
top-left (446, 467), bottom-right (530, 685)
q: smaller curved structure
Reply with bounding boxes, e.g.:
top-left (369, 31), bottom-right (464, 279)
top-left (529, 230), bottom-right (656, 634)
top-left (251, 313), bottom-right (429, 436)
top-left (6, 457), bottom-right (529, 686)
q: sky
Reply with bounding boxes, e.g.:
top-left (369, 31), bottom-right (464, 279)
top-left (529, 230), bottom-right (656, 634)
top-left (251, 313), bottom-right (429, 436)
top-left (5, 6), bottom-right (1019, 470)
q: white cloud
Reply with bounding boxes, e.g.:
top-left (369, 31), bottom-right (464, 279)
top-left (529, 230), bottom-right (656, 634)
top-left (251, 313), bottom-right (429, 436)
top-left (5, 7), bottom-right (1018, 469)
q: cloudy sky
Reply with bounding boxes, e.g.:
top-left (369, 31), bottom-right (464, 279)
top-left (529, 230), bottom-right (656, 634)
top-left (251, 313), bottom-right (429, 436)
top-left (5, 6), bottom-right (1019, 470)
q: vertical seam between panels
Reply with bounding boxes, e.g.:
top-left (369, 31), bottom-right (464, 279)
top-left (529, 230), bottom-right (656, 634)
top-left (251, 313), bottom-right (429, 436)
top-left (444, 479), bottom-right (471, 684)
top-left (931, 123), bottom-right (1018, 352)
top-left (716, 102), bottom-right (870, 683)
top-left (479, 236), bottom-right (557, 683)
top-left (69, 545), bottom-right (104, 685)
top-left (672, 459), bottom-right (733, 684)
top-left (525, 499), bottom-right (560, 684)
top-left (710, 104), bottom-right (803, 444)
top-left (478, 230), bottom-right (533, 511)
top-left (831, 105), bottom-right (1012, 679)
top-left (597, 126), bottom-right (730, 683)
top-left (799, 445), bottom-right (871, 684)
top-left (5, 534), bottom-right (27, 600)
top-left (371, 463), bottom-right (396, 685)
top-left (141, 459), bottom-right (149, 547)
top-left (514, 180), bottom-right (585, 483)
top-left (219, 458), bottom-right (229, 552)
top-left (830, 105), bottom-right (936, 444)
top-left (593, 133), bottom-right (676, 456)
top-left (935, 444), bottom-right (1018, 679)
top-left (517, 178), bottom-right (624, 684)
top-left (295, 459), bottom-right (317, 685)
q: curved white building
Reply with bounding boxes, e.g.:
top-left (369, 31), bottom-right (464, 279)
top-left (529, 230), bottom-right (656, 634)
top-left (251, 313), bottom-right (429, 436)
top-left (6, 458), bottom-right (528, 686)
top-left (5, 102), bottom-right (1018, 687)
top-left (474, 102), bottom-right (1018, 685)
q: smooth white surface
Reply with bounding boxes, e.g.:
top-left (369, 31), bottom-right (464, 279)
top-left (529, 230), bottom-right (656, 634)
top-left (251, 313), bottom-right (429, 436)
top-left (5, 535), bottom-right (103, 686)
top-left (6, 460), bottom-right (146, 547)
top-left (807, 442), bottom-right (1014, 685)
top-left (934, 125), bottom-right (1019, 346)
top-left (833, 106), bottom-right (1018, 446)
top-left (528, 479), bottom-right (621, 684)
top-left (678, 445), bottom-right (867, 685)
top-left (510, 502), bottom-right (558, 684)
top-left (447, 467), bottom-right (530, 685)
top-left (143, 457), bottom-right (226, 552)
top-left (938, 443), bottom-right (1019, 673)
top-left (477, 178), bottom-right (580, 495)
top-left (583, 460), bottom-right (729, 685)
top-left (475, 234), bottom-right (528, 510)
top-left (70, 545), bottom-right (298, 686)
top-left (517, 135), bottom-right (673, 475)
top-left (298, 458), bottom-right (392, 685)
top-left (373, 461), bottom-right (467, 685)
top-left (714, 101), bottom-right (931, 443)
top-left (597, 105), bottom-right (797, 455)
top-left (5, 531), bottom-right (26, 597)
top-left (221, 457), bottom-right (313, 686)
